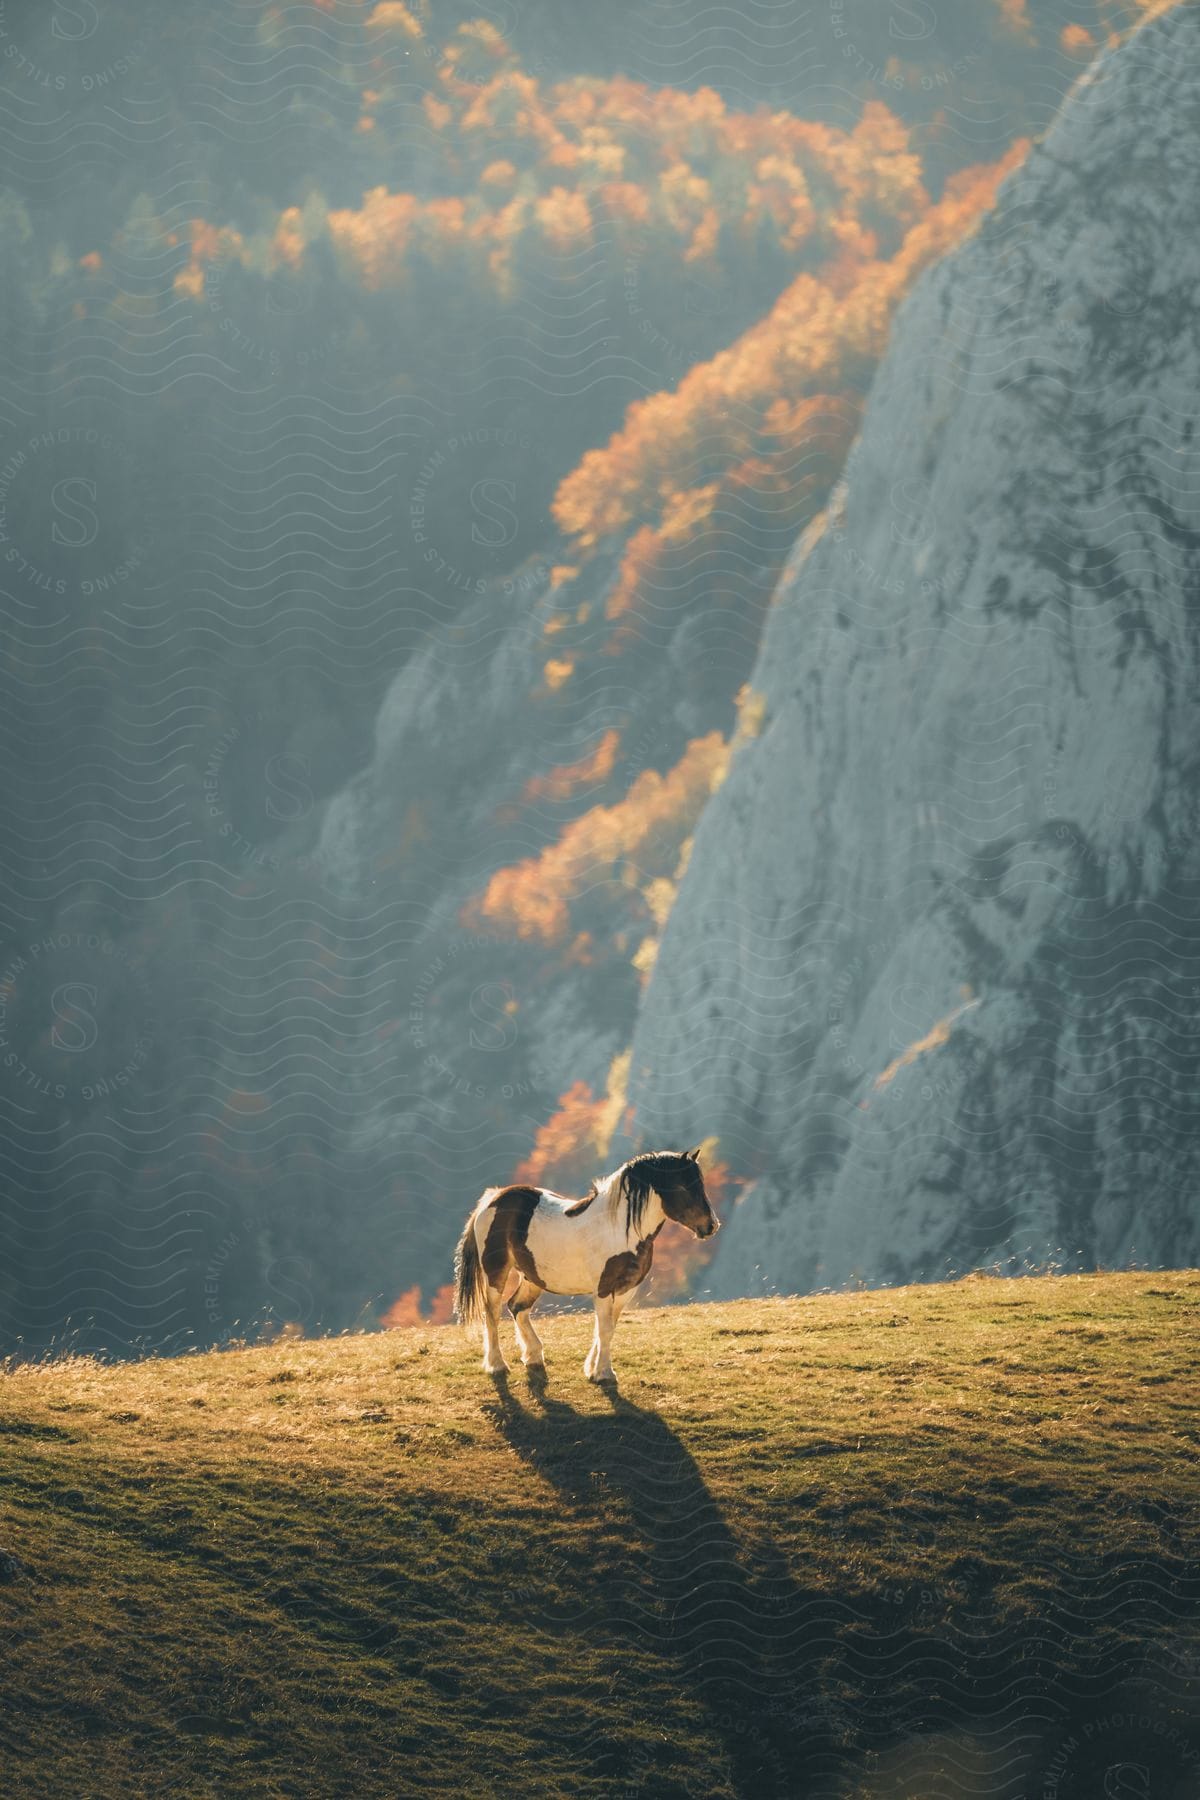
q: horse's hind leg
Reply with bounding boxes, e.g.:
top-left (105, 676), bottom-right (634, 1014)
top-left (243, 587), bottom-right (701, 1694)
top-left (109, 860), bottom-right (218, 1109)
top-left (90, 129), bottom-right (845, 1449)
top-left (481, 1277), bottom-right (510, 1375)
top-left (508, 1281), bottom-right (545, 1368)
top-left (473, 1201), bottom-right (513, 1375)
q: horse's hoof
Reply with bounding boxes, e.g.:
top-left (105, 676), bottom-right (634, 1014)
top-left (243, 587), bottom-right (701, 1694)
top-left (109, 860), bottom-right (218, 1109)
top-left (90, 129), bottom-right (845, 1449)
top-left (589, 1369), bottom-right (616, 1384)
top-left (483, 1360), bottom-right (509, 1376)
top-left (522, 1357), bottom-right (545, 1370)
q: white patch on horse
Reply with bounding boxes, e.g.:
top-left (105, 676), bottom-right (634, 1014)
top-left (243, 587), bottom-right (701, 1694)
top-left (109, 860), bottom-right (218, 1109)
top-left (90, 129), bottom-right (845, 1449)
top-left (524, 1171), bottom-right (640, 1296)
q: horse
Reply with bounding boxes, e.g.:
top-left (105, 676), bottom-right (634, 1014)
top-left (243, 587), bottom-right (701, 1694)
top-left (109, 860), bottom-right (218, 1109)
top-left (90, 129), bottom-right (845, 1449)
top-left (452, 1148), bottom-right (719, 1381)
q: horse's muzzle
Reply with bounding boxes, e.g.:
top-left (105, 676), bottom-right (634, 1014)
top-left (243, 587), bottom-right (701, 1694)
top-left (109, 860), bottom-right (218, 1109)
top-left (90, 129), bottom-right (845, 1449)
top-left (698, 1218), bottom-right (719, 1238)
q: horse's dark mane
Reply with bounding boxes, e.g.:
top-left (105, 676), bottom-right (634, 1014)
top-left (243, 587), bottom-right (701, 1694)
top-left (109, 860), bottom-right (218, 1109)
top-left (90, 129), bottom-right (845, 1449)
top-left (563, 1152), bottom-right (692, 1229)
top-left (616, 1151), bottom-right (686, 1237)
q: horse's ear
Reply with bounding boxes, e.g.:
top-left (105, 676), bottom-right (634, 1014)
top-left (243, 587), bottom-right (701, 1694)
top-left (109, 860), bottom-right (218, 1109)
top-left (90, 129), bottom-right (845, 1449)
top-left (685, 1145), bottom-right (701, 1161)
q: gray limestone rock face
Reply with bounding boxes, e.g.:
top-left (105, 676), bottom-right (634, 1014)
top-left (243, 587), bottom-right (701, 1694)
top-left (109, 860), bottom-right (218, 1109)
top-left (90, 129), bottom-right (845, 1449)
top-left (619, 6), bottom-right (1200, 1294)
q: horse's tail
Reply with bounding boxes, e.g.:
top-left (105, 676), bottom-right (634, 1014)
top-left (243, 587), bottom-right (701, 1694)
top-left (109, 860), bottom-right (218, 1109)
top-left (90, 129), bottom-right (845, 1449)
top-left (453, 1206), bottom-right (486, 1327)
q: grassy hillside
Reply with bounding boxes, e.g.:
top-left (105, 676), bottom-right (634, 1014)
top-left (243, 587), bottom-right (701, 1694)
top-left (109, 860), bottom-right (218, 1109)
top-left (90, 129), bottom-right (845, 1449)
top-left (2, 1272), bottom-right (1198, 1799)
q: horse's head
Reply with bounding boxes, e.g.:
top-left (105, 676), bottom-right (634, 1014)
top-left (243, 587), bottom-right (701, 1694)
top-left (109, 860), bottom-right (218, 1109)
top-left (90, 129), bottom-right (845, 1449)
top-left (658, 1147), bottom-right (719, 1239)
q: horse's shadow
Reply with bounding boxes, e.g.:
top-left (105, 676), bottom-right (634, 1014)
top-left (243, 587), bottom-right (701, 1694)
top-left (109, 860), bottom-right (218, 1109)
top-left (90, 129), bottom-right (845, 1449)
top-left (482, 1368), bottom-right (817, 1798)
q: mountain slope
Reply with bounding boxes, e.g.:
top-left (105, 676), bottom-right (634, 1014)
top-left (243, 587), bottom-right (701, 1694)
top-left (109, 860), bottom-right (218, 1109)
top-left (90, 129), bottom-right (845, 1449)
top-left (617, 4), bottom-right (1200, 1296)
top-left (1, 1272), bottom-right (1198, 1798)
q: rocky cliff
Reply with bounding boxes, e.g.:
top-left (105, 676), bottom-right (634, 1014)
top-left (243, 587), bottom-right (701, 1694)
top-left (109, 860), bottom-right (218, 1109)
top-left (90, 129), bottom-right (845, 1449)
top-left (617, 4), bottom-right (1200, 1293)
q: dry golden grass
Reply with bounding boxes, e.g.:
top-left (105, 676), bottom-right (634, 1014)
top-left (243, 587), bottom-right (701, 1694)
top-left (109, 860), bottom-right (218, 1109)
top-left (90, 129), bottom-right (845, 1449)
top-left (1, 1271), bottom-right (1198, 1798)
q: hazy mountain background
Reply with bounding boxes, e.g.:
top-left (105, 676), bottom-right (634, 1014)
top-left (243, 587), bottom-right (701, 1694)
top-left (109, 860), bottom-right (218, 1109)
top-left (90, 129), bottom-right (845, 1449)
top-left (0, 0), bottom-right (1187, 1352)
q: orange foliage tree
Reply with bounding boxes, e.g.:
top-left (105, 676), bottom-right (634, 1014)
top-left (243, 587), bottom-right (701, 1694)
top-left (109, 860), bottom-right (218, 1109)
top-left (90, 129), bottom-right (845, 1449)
top-left (381, 1281), bottom-right (455, 1327)
top-left (552, 140), bottom-right (1030, 551)
top-left (463, 732), bottom-right (728, 944)
top-left (168, 22), bottom-right (934, 342)
top-left (516, 728), bottom-right (621, 807)
top-left (511, 1077), bottom-right (610, 1192)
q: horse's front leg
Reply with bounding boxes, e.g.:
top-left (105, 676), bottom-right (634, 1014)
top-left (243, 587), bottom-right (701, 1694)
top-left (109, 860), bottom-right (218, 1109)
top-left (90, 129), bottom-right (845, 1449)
top-left (584, 1292), bottom-right (616, 1382)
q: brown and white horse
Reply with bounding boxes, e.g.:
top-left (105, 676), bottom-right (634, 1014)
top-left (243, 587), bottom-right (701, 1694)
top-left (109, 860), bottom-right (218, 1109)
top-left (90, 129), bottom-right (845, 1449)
top-left (453, 1149), bottom-right (718, 1381)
